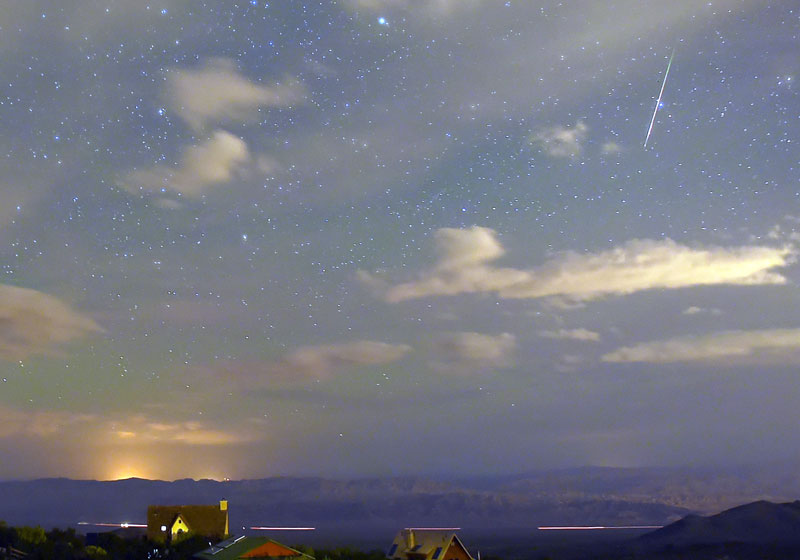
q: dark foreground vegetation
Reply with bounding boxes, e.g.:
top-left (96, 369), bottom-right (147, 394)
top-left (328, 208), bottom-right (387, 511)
top-left (4, 520), bottom-right (800, 560)
top-left (0, 523), bottom-right (391, 560)
top-left (0, 522), bottom-right (208, 560)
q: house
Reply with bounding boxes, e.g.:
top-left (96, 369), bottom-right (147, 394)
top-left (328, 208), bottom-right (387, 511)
top-left (147, 500), bottom-right (229, 543)
top-left (386, 529), bottom-right (473, 560)
top-left (195, 536), bottom-right (314, 560)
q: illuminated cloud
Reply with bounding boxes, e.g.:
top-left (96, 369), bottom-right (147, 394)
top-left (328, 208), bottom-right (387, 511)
top-left (602, 328), bottom-right (800, 363)
top-left (0, 406), bottom-right (96, 438)
top-left (529, 121), bottom-right (588, 158)
top-left (539, 328), bottom-right (601, 342)
top-left (123, 131), bottom-right (249, 198)
top-left (110, 416), bottom-right (257, 446)
top-left (601, 141), bottom-right (623, 155)
top-left (362, 226), bottom-right (793, 303)
top-left (0, 284), bottom-right (103, 360)
top-left (432, 332), bottom-right (516, 372)
top-left (167, 57), bottom-right (305, 130)
top-left (0, 407), bottom-right (254, 446)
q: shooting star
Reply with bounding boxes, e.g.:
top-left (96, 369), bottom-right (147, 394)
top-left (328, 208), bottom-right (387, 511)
top-left (644, 49), bottom-right (675, 149)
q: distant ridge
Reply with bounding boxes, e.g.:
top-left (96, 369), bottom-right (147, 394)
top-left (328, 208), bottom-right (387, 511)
top-left (640, 499), bottom-right (800, 546)
top-left (3, 465), bottom-right (800, 538)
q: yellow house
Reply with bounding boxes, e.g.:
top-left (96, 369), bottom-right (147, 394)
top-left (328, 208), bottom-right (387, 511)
top-left (147, 500), bottom-right (229, 543)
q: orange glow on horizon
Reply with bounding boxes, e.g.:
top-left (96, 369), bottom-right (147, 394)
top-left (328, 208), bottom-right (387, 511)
top-left (105, 465), bottom-right (153, 481)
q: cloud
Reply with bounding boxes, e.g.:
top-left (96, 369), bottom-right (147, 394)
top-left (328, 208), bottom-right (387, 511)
top-left (123, 131), bottom-right (249, 198)
top-left (0, 284), bottom-right (103, 360)
top-left (432, 332), bottom-right (516, 372)
top-left (109, 416), bottom-right (256, 446)
top-left (601, 141), bottom-right (623, 155)
top-left (682, 306), bottom-right (722, 316)
top-left (0, 406), bottom-right (254, 446)
top-left (602, 329), bottom-right (800, 363)
top-left (271, 340), bottom-right (412, 379)
top-left (200, 341), bottom-right (413, 386)
top-left (0, 406), bottom-right (96, 439)
top-left (361, 226), bottom-right (793, 303)
top-left (167, 58), bottom-right (305, 130)
top-left (529, 121), bottom-right (588, 158)
top-left (538, 328), bottom-right (601, 342)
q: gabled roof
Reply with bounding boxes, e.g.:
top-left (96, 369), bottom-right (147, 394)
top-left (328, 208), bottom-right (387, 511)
top-left (148, 504), bottom-right (228, 540)
top-left (195, 537), bottom-right (313, 560)
top-left (388, 530), bottom-right (473, 560)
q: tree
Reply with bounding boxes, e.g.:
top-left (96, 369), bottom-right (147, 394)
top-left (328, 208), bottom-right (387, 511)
top-left (15, 526), bottom-right (47, 549)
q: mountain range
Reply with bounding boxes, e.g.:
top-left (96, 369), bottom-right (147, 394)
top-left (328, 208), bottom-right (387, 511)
top-left (1, 464), bottom-right (799, 537)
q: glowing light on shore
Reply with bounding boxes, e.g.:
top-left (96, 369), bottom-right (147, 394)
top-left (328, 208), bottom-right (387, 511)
top-left (78, 522), bottom-right (147, 528)
top-left (250, 527), bottom-right (316, 531)
top-left (403, 527), bottom-right (461, 531)
top-left (538, 525), bottom-right (662, 531)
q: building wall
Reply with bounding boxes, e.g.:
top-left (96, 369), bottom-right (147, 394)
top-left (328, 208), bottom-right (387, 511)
top-left (171, 516), bottom-right (189, 539)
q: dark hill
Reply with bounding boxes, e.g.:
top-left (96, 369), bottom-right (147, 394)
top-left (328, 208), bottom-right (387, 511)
top-left (640, 499), bottom-right (800, 547)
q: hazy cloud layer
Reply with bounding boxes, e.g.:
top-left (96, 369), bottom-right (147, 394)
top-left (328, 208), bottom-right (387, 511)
top-left (363, 227), bottom-right (793, 303)
top-left (529, 121), bottom-right (588, 158)
top-left (167, 58), bottom-right (305, 130)
top-left (539, 328), bottom-right (601, 342)
top-left (0, 406), bottom-right (96, 438)
top-left (112, 416), bottom-right (257, 445)
top-left (123, 131), bottom-right (249, 198)
top-left (0, 406), bottom-right (253, 446)
top-left (602, 328), bottom-right (800, 363)
top-left (0, 285), bottom-right (103, 360)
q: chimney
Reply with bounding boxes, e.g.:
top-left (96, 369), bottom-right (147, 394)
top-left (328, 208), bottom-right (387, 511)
top-left (406, 529), bottom-right (415, 549)
top-left (219, 500), bottom-right (228, 511)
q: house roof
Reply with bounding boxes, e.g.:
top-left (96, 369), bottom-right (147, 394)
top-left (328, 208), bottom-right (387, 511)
top-left (147, 504), bottom-right (228, 538)
top-left (195, 537), bottom-right (312, 560)
top-left (388, 530), bottom-right (473, 560)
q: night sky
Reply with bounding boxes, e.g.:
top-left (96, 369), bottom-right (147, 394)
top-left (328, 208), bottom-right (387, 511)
top-left (0, 0), bottom-right (798, 481)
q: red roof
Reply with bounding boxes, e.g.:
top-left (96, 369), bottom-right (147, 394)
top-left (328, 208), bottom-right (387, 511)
top-left (241, 542), bottom-right (302, 558)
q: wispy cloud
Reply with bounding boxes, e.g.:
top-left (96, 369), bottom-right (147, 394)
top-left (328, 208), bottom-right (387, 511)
top-left (0, 285), bottom-right (103, 360)
top-left (0, 406), bottom-right (254, 446)
top-left (122, 131), bottom-right (249, 198)
top-left (529, 121), bottom-right (588, 158)
top-left (361, 226), bottom-right (793, 303)
top-left (110, 415), bottom-right (257, 446)
top-left (538, 328), bottom-right (601, 342)
top-left (198, 340), bottom-right (413, 387)
top-left (602, 328), bottom-right (800, 363)
top-left (272, 340), bottom-right (412, 379)
top-left (167, 58), bottom-right (305, 131)
top-left (682, 306), bottom-right (722, 316)
top-left (431, 332), bottom-right (516, 373)
top-left (601, 141), bottom-right (623, 155)
top-left (0, 406), bottom-right (96, 438)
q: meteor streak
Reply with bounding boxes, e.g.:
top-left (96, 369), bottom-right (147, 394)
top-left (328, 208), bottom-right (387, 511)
top-left (644, 49), bottom-right (675, 148)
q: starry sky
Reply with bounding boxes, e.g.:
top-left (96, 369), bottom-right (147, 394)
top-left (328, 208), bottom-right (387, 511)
top-left (0, 0), bottom-right (798, 481)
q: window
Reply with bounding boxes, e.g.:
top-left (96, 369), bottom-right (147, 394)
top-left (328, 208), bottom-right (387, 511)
top-left (432, 547), bottom-right (443, 559)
